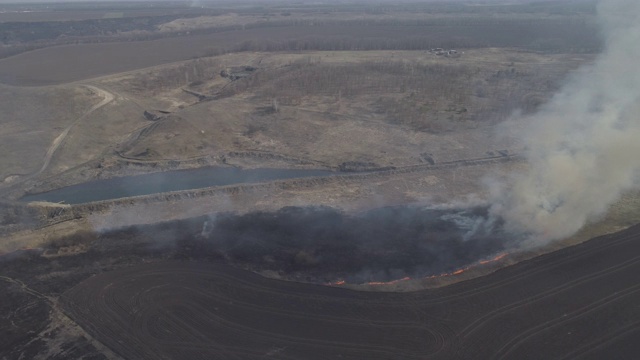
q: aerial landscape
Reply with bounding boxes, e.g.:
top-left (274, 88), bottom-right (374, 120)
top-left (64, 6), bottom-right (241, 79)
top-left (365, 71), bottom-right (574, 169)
top-left (1, 0), bottom-right (639, 359)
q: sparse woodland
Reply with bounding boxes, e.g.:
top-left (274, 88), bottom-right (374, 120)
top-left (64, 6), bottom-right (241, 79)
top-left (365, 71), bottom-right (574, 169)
top-left (214, 56), bottom-right (566, 133)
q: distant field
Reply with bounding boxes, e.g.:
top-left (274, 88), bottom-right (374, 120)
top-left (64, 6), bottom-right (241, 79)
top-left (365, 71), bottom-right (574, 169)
top-left (0, 10), bottom-right (170, 22)
top-left (0, 31), bottom-right (242, 86)
top-left (0, 3), bottom-right (206, 22)
top-left (0, 17), bottom-right (598, 86)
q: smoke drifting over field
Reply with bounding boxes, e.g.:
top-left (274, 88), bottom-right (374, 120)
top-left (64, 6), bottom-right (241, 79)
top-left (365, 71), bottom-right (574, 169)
top-left (490, 0), bottom-right (640, 243)
top-left (200, 206), bottom-right (509, 282)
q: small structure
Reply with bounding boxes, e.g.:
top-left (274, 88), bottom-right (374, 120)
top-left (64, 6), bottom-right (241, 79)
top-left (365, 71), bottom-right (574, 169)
top-left (429, 48), bottom-right (461, 57)
top-left (220, 66), bottom-right (257, 81)
top-left (143, 110), bottom-right (169, 121)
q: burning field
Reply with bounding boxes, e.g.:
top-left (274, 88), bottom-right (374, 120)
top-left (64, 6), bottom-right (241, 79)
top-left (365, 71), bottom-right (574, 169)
top-left (4, 206), bottom-right (640, 359)
top-left (59, 224), bottom-right (640, 359)
top-left (196, 205), bottom-right (516, 285)
top-left (2, 0), bottom-right (640, 358)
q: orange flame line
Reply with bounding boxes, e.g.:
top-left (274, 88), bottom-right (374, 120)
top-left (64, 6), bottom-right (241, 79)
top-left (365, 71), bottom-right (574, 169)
top-left (325, 252), bottom-right (509, 287)
top-left (365, 277), bottom-right (411, 286)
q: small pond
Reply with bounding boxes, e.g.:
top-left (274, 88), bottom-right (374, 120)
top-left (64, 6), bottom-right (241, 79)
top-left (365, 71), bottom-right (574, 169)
top-left (20, 167), bottom-right (335, 205)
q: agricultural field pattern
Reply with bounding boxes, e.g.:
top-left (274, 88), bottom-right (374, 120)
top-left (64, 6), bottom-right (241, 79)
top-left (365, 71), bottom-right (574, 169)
top-left (61, 224), bottom-right (640, 359)
top-left (1, 0), bottom-right (640, 359)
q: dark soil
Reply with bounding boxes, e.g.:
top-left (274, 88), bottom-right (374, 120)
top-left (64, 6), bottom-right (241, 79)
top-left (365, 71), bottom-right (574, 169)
top-left (60, 223), bottom-right (640, 359)
top-left (3, 209), bottom-right (640, 359)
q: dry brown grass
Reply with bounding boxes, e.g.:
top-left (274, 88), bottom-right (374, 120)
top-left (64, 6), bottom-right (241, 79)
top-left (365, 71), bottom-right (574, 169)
top-left (0, 48), bottom-right (590, 205)
top-left (98, 49), bottom-right (588, 171)
top-left (0, 85), bottom-right (98, 182)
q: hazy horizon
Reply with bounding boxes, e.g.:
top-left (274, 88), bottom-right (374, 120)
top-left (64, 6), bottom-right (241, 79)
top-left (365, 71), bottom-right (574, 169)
top-left (0, 0), bottom-right (571, 4)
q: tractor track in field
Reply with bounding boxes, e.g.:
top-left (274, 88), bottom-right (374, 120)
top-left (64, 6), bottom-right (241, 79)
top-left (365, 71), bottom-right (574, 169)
top-left (60, 224), bottom-right (640, 359)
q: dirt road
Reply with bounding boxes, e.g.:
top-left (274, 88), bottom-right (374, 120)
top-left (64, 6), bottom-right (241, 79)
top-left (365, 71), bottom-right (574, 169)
top-left (35, 85), bottom-right (114, 177)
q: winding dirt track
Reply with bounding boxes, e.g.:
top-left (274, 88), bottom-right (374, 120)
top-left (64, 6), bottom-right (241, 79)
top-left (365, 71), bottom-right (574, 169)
top-left (61, 224), bottom-right (640, 360)
top-left (35, 85), bottom-right (114, 176)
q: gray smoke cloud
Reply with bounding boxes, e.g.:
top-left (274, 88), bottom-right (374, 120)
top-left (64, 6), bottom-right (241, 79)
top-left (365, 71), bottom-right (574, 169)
top-left (489, 0), bottom-right (640, 244)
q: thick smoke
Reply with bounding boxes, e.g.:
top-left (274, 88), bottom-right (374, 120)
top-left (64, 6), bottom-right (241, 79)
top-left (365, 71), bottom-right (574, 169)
top-left (200, 206), bottom-right (509, 282)
top-left (490, 0), bottom-right (640, 243)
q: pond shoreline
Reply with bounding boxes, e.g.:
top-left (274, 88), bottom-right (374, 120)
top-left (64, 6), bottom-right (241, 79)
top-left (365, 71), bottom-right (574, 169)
top-left (20, 166), bottom-right (336, 205)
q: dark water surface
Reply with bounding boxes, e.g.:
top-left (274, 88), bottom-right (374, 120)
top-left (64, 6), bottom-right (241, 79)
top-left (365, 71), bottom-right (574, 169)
top-left (20, 167), bottom-right (335, 205)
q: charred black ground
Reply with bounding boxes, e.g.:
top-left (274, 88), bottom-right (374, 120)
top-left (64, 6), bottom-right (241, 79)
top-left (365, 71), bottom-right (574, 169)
top-left (190, 205), bottom-right (514, 283)
top-left (6, 213), bottom-right (640, 360)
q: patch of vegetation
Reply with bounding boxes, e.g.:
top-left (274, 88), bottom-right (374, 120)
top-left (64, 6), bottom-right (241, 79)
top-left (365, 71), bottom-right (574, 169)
top-left (45, 230), bottom-right (98, 250)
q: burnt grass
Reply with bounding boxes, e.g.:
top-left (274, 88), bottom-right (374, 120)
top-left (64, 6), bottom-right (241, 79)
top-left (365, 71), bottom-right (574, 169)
top-left (85, 205), bottom-right (511, 284)
top-left (60, 224), bottom-right (640, 360)
top-left (196, 206), bottom-right (510, 283)
top-left (2, 205), bottom-right (511, 290)
top-left (0, 281), bottom-right (50, 360)
top-left (0, 249), bottom-right (113, 360)
top-left (4, 209), bottom-right (640, 359)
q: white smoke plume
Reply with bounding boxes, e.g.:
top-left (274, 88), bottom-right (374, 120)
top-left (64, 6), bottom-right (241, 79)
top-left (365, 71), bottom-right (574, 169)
top-left (490, 0), bottom-right (640, 244)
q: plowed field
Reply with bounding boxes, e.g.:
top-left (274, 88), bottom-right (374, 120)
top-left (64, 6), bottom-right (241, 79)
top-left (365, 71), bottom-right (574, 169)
top-left (62, 224), bottom-right (640, 359)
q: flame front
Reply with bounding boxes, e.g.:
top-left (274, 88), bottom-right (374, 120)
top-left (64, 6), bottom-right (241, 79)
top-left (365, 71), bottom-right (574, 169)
top-left (326, 252), bottom-right (509, 287)
top-left (365, 277), bottom-right (411, 286)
